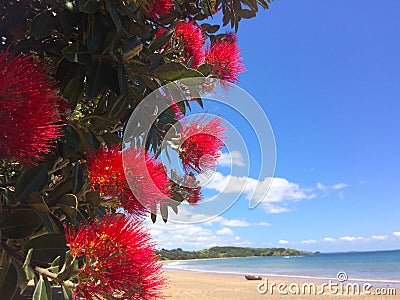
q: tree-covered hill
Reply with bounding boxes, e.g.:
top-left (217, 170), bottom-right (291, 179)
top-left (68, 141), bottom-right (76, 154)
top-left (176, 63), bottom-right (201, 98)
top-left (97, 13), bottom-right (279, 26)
top-left (157, 246), bottom-right (311, 260)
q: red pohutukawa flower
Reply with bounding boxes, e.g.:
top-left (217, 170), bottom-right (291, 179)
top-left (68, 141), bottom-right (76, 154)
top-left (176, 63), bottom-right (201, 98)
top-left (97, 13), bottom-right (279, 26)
top-left (87, 146), bottom-right (170, 215)
top-left (175, 21), bottom-right (205, 68)
top-left (205, 32), bottom-right (245, 83)
top-left (142, 0), bottom-right (173, 18)
top-left (0, 51), bottom-right (63, 165)
top-left (65, 213), bottom-right (165, 300)
top-left (179, 116), bottom-right (227, 173)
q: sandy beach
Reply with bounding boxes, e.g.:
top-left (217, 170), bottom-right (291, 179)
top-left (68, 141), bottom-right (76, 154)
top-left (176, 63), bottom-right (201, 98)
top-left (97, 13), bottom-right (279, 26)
top-left (163, 269), bottom-right (398, 299)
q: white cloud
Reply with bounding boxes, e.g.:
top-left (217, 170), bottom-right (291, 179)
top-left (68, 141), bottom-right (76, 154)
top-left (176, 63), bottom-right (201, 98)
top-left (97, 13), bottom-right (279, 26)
top-left (218, 151), bottom-right (245, 167)
top-left (301, 239), bottom-right (317, 244)
top-left (204, 172), bottom-right (315, 214)
top-left (257, 222), bottom-right (271, 226)
top-left (371, 235), bottom-right (388, 241)
top-left (278, 239), bottom-right (290, 245)
top-left (159, 206), bottom-right (271, 228)
top-left (317, 182), bottom-right (348, 191)
top-left (147, 220), bottom-right (246, 250)
top-left (216, 227), bottom-right (234, 236)
top-left (216, 217), bottom-right (270, 227)
top-left (331, 183), bottom-right (348, 190)
top-left (323, 237), bottom-right (336, 243)
top-left (218, 218), bottom-right (251, 227)
top-left (393, 232), bottom-right (400, 237)
top-left (261, 203), bottom-right (291, 214)
top-left (339, 236), bottom-right (364, 242)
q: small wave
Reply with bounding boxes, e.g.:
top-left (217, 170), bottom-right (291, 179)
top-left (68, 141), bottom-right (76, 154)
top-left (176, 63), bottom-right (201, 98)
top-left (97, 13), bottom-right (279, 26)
top-left (283, 255), bottom-right (304, 259)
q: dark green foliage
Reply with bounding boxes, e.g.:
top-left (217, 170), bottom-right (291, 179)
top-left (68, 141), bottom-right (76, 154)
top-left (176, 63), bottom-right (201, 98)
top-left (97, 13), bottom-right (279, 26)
top-left (158, 246), bottom-right (310, 260)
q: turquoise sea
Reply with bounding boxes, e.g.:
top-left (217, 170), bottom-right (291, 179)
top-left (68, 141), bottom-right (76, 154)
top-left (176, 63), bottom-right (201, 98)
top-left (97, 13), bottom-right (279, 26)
top-left (164, 250), bottom-right (400, 286)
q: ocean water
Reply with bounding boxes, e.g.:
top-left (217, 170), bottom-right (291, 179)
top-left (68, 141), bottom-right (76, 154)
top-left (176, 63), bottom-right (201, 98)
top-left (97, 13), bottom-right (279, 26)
top-left (164, 250), bottom-right (400, 284)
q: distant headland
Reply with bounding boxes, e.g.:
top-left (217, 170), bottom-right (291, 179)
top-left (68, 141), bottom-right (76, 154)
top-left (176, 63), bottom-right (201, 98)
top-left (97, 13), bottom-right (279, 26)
top-left (157, 246), bottom-right (312, 260)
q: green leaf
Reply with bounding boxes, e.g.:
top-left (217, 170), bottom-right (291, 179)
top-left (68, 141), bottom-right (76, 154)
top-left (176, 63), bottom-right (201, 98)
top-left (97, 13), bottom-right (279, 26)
top-left (194, 97), bottom-right (204, 108)
top-left (105, 0), bottom-right (121, 31)
top-left (62, 286), bottom-right (73, 300)
top-left (61, 42), bottom-right (91, 64)
top-left (57, 253), bottom-right (78, 281)
top-left (59, 194), bottom-right (78, 221)
top-left (122, 36), bottom-right (141, 53)
top-left (151, 213), bottom-right (157, 223)
top-left (160, 204), bottom-right (168, 223)
top-left (23, 249), bottom-right (33, 269)
top-left (171, 203), bottom-right (178, 214)
top-left (182, 69), bottom-right (204, 79)
top-left (60, 125), bottom-right (80, 158)
top-left (0, 210), bottom-right (42, 239)
top-left (256, 0), bottom-right (270, 10)
top-left (32, 12), bottom-right (55, 40)
top-left (14, 261), bottom-right (29, 295)
top-left (177, 100), bottom-right (186, 115)
top-left (56, 11), bottom-right (75, 36)
top-left (63, 73), bottom-right (85, 108)
top-left (102, 132), bottom-right (122, 145)
top-left (197, 63), bottom-right (213, 76)
top-left (35, 212), bottom-right (58, 234)
top-left (149, 30), bottom-right (173, 52)
top-left (242, 0), bottom-right (259, 12)
top-left (25, 234), bottom-right (67, 265)
top-left (29, 192), bottom-right (50, 214)
top-left (24, 265), bottom-right (35, 282)
top-left (87, 14), bottom-right (104, 53)
top-left (48, 179), bottom-right (73, 202)
top-left (33, 276), bottom-right (47, 300)
top-left (78, 0), bottom-right (99, 14)
top-left (72, 162), bottom-right (85, 194)
top-left (15, 163), bottom-right (48, 202)
top-left (50, 255), bottom-right (61, 274)
top-left (83, 130), bottom-right (101, 153)
top-left (201, 23), bottom-right (220, 34)
top-left (106, 94), bottom-right (130, 120)
top-left (153, 62), bottom-right (188, 81)
top-left (117, 64), bottom-right (128, 95)
top-left (0, 261), bottom-right (18, 300)
top-left (85, 191), bottom-right (100, 207)
top-left (222, 9), bottom-right (231, 26)
top-left (236, 9), bottom-right (256, 19)
top-left (43, 277), bottom-right (52, 300)
top-left (148, 53), bottom-right (164, 73)
top-left (86, 59), bottom-right (108, 99)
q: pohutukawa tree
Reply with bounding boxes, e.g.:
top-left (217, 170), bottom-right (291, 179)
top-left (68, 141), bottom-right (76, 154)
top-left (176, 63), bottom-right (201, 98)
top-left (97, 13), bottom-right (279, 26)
top-left (0, 0), bottom-right (273, 299)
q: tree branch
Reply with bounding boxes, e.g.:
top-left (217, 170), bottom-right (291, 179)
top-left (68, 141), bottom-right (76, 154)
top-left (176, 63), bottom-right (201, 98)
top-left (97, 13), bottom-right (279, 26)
top-left (0, 240), bottom-right (78, 289)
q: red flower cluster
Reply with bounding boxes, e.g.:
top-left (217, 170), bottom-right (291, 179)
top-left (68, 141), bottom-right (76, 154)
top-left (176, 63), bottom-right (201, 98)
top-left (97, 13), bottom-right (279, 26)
top-left (205, 32), bottom-right (245, 83)
top-left (175, 21), bottom-right (205, 68)
top-left (65, 213), bottom-right (165, 300)
top-left (0, 51), bottom-right (63, 165)
top-left (143, 0), bottom-right (173, 18)
top-left (87, 146), bottom-right (170, 215)
top-left (179, 116), bottom-right (227, 173)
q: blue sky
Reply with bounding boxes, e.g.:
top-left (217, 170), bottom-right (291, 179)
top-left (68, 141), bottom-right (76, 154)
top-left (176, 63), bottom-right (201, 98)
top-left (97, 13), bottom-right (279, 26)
top-left (148, 1), bottom-right (400, 252)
